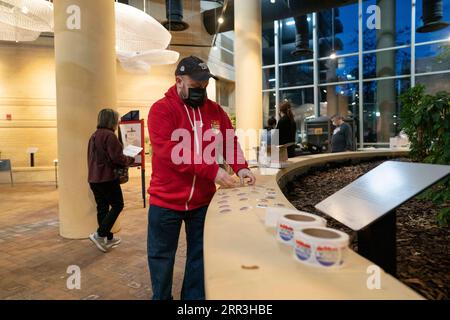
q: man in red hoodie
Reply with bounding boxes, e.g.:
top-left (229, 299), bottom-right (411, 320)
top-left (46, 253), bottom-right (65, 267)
top-left (147, 56), bottom-right (255, 300)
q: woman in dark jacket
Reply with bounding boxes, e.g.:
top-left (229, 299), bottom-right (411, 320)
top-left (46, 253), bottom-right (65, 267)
top-left (276, 101), bottom-right (297, 158)
top-left (87, 108), bottom-right (134, 253)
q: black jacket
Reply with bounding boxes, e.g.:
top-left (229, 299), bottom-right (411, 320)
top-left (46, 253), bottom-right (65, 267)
top-left (87, 128), bottom-right (134, 183)
top-left (331, 122), bottom-right (353, 152)
top-left (276, 115), bottom-right (297, 158)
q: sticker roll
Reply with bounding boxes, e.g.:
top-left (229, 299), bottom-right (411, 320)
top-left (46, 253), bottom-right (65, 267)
top-left (293, 227), bottom-right (350, 268)
top-left (276, 213), bottom-right (327, 246)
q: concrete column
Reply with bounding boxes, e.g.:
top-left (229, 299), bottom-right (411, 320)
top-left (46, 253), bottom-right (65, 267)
top-left (234, 0), bottom-right (263, 159)
top-left (376, 0), bottom-right (396, 142)
top-left (54, 0), bottom-right (118, 238)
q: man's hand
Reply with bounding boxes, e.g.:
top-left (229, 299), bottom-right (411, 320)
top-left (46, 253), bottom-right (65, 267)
top-left (215, 167), bottom-right (237, 188)
top-left (237, 168), bottom-right (256, 186)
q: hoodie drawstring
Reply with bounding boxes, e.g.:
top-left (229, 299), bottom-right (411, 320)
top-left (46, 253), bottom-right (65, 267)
top-left (183, 105), bottom-right (204, 155)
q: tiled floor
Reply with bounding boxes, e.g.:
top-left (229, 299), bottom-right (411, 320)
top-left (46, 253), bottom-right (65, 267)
top-left (0, 178), bottom-right (187, 300)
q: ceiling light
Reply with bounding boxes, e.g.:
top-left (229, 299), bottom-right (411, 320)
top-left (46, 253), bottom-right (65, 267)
top-left (115, 3), bottom-right (180, 74)
top-left (286, 19), bottom-right (295, 26)
top-left (115, 2), bottom-right (171, 53)
top-left (0, 0), bottom-right (53, 32)
top-left (0, 21), bottom-right (40, 42)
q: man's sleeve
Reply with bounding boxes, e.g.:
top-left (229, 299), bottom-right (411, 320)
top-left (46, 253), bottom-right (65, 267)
top-left (148, 102), bottom-right (219, 181)
top-left (220, 108), bottom-right (249, 175)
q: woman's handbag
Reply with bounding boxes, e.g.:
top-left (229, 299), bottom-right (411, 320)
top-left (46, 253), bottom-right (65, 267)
top-left (114, 167), bottom-right (129, 184)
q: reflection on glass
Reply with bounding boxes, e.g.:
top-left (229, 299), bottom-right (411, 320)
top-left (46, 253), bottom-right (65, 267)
top-left (416, 74), bottom-right (450, 94)
top-left (262, 25), bottom-right (275, 66)
top-left (260, 0), bottom-right (450, 149)
top-left (263, 68), bottom-right (276, 90)
top-left (280, 63), bottom-right (313, 88)
top-left (319, 83), bottom-right (359, 120)
top-left (319, 56), bottom-right (359, 83)
top-left (318, 3), bottom-right (358, 57)
top-left (280, 15), bottom-right (313, 63)
top-left (363, 48), bottom-right (411, 78)
top-left (363, 0), bottom-right (411, 51)
top-left (363, 78), bottom-right (410, 144)
top-left (416, 0), bottom-right (450, 43)
top-left (263, 91), bottom-right (277, 127)
top-left (416, 43), bottom-right (450, 73)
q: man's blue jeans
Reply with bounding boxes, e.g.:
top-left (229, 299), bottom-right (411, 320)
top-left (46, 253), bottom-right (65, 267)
top-left (147, 204), bottom-right (207, 300)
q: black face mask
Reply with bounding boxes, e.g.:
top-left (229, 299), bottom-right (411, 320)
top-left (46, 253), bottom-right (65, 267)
top-left (182, 87), bottom-right (207, 108)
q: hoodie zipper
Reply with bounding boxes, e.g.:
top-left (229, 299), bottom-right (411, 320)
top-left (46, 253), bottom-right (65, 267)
top-left (185, 175), bottom-right (197, 211)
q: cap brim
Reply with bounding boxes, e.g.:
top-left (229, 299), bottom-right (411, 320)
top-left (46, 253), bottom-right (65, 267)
top-left (190, 72), bottom-right (219, 81)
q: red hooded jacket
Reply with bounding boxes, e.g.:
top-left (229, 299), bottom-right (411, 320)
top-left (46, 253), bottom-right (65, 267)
top-left (148, 85), bottom-right (248, 211)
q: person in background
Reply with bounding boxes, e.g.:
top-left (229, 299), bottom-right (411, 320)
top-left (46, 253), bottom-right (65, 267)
top-left (261, 117), bottom-right (277, 145)
top-left (276, 101), bottom-right (297, 158)
top-left (147, 56), bottom-right (255, 300)
top-left (87, 108), bottom-right (135, 253)
top-left (330, 114), bottom-right (353, 152)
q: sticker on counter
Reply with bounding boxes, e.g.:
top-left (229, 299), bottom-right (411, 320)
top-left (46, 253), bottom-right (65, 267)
top-left (315, 246), bottom-right (341, 267)
top-left (294, 239), bottom-right (312, 261)
top-left (278, 223), bottom-right (294, 242)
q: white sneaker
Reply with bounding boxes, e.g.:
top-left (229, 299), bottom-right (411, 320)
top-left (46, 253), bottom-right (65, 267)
top-left (106, 237), bottom-right (121, 249)
top-left (89, 232), bottom-right (108, 253)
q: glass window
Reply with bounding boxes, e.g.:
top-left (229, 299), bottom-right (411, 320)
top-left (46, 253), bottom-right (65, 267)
top-left (220, 49), bottom-right (234, 66)
top-left (363, 0), bottom-right (412, 51)
top-left (220, 34), bottom-right (234, 52)
top-left (318, 3), bottom-right (359, 57)
top-left (318, 83), bottom-right (359, 119)
top-left (262, 24), bottom-right (275, 66)
top-left (279, 15), bottom-right (313, 64)
top-left (263, 67), bottom-right (276, 90)
top-left (415, 0), bottom-right (450, 43)
top-left (216, 79), bottom-right (235, 108)
top-left (319, 55), bottom-right (359, 83)
top-left (280, 88), bottom-right (315, 142)
top-left (415, 43), bottom-right (450, 73)
top-left (416, 73), bottom-right (450, 93)
top-left (363, 48), bottom-right (411, 79)
top-left (280, 63), bottom-right (314, 88)
top-left (362, 78), bottom-right (411, 144)
top-left (263, 91), bottom-right (277, 126)
top-left (317, 83), bottom-right (360, 148)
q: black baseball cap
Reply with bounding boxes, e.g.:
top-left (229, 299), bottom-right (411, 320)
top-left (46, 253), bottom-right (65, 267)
top-left (175, 56), bottom-right (218, 81)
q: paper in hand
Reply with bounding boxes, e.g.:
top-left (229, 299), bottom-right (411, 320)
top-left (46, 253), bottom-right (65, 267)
top-left (123, 145), bottom-right (143, 158)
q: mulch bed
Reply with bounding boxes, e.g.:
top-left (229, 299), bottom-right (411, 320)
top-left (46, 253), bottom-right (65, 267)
top-left (283, 158), bottom-right (450, 300)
